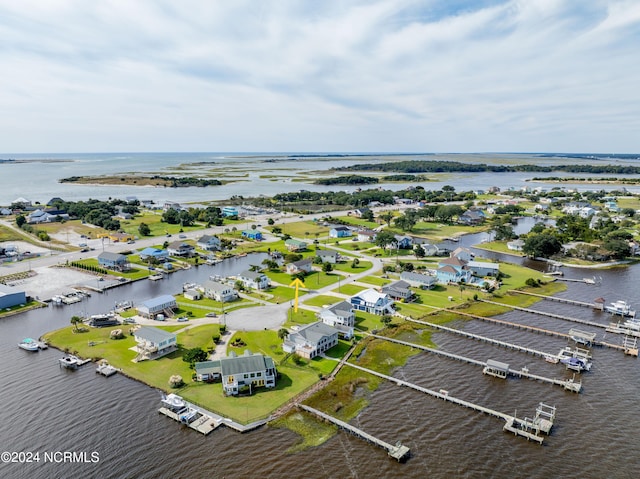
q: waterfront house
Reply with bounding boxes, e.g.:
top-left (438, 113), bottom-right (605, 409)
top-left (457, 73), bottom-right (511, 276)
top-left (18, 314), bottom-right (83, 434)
top-left (315, 250), bottom-right (338, 264)
top-left (163, 201), bottom-right (182, 212)
top-left (458, 209), bottom-right (486, 225)
top-left (133, 326), bottom-right (177, 359)
top-left (400, 271), bottom-right (436, 289)
top-left (0, 284), bottom-right (26, 309)
top-left (285, 238), bottom-right (307, 252)
top-left (468, 260), bottom-right (500, 277)
top-left (238, 270), bottom-right (270, 290)
top-left (286, 258), bottom-right (314, 275)
top-left (167, 241), bottom-right (195, 257)
top-left (283, 321), bottom-right (339, 359)
top-left (194, 360), bottom-right (221, 382)
top-left (221, 351), bottom-right (277, 395)
top-left (196, 235), bottom-right (221, 251)
top-left (329, 226), bottom-right (352, 238)
top-left (184, 289), bottom-right (201, 301)
top-left (97, 252), bottom-right (129, 272)
top-left (350, 289), bottom-right (395, 315)
top-left (136, 295), bottom-right (177, 319)
top-left (27, 209), bottom-right (55, 224)
top-left (436, 256), bottom-right (472, 284)
top-left (451, 247), bottom-right (475, 262)
top-left (507, 239), bottom-right (525, 251)
top-left (319, 300), bottom-right (355, 339)
top-left (203, 280), bottom-right (238, 303)
top-left (352, 207), bottom-right (372, 218)
top-left (241, 230), bottom-right (263, 241)
top-left (139, 247), bottom-right (169, 262)
top-left (381, 280), bottom-right (414, 302)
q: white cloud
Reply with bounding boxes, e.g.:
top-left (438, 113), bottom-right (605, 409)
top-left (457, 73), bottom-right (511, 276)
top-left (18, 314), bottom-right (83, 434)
top-left (0, 0), bottom-right (638, 153)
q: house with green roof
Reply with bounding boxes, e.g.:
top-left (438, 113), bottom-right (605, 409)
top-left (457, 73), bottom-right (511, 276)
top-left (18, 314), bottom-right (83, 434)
top-left (195, 350), bottom-right (277, 396)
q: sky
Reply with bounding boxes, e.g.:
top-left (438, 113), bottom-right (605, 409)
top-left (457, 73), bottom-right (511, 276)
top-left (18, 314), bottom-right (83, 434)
top-left (1, 0), bottom-right (639, 154)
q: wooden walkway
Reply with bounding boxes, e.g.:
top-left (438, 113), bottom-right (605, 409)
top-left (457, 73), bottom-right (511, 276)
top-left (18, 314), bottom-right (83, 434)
top-left (298, 404), bottom-right (410, 461)
top-left (406, 318), bottom-right (557, 360)
top-left (369, 334), bottom-right (581, 393)
top-left (336, 360), bottom-right (550, 443)
top-left (479, 299), bottom-right (604, 329)
top-left (508, 290), bottom-right (595, 308)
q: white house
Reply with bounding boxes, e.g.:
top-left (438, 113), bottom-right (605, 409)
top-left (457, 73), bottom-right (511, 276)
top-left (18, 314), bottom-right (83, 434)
top-left (357, 230), bottom-right (377, 242)
top-left (319, 301), bottom-right (355, 339)
top-left (133, 326), bottom-right (177, 359)
top-left (283, 321), bottom-right (339, 359)
top-left (238, 270), bottom-right (270, 290)
top-left (315, 250), bottom-right (338, 264)
top-left (451, 247), bottom-right (475, 262)
top-left (136, 295), bottom-right (177, 319)
top-left (350, 289), bottom-right (395, 315)
top-left (507, 239), bottom-right (525, 251)
top-left (468, 260), bottom-right (500, 277)
top-left (195, 351), bottom-right (277, 395)
top-left (167, 241), bottom-right (195, 257)
top-left (286, 258), bottom-right (314, 275)
top-left (197, 235), bottom-right (221, 251)
top-left (400, 271), bottom-right (436, 289)
top-left (203, 280), bottom-right (238, 303)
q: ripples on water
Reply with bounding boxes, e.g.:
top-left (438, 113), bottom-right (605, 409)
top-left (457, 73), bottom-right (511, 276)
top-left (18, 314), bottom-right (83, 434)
top-left (1, 263), bottom-right (640, 478)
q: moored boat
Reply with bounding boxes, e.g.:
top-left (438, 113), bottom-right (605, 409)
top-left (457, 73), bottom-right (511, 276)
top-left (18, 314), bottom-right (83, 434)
top-left (605, 300), bottom-right (636, 318)
top-left (59, 355), bottom-right (80, 370)
top-left (18, 338), bottom-right (40, 352)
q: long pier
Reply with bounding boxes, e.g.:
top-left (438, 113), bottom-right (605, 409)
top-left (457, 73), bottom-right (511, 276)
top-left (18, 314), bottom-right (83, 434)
top-left (369, 334), bottom-right (581, 393)
top-left (406, 318), bottom-right (557, 360)
top-left (479, 299), bottom-right (605, 329)
top-left (335, 360), bottom-right (552, 443)
top-left (508, 290), bottom-right (595, 308)
top-left (298, 404), bottom-right (410, 461)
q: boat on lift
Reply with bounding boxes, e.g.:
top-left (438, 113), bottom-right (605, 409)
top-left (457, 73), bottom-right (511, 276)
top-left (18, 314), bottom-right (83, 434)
top-left (605, 300), bottom-right (636, 318)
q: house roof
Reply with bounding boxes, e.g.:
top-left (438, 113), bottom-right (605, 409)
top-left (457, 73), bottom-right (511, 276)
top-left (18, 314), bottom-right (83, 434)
top-left (291, 321), bottom-right (338, 345)
top-left (438, 265), bottom-right (459, 274)
top-left (383, 280), bottom-right (412, 292)
top-left (135, 326), bottom-right (176, 344)
top-left (285, 239), bottom-right (307, 246)
top-left (468, 261), bottom-right (499, 270)
top-left (98, 252), bottom-right (126, 262)
top-left (331, 226), bottom-right (350, 231)
top-left (240, 270), bottom-right (265, 280)
top-left (168, 241), bottom-right (193, 250)
top-left (400, 271), bottom-right (436, 283)
top-left (139, 295), bottom-right (176, 309)
top-left (197, 235), bottom-right (219, 243)
top-left (316, 250), bottom-right (337, 257)
top-left (219, 351), bottom-right (275, 376)
top-left (327, 300), bottom-right (353, 315)
top-left (204, 280), bottom-right (232, 292)
top-left (139, 247), bottom-right (167, 257)
top-left (194, 360), bottom-right (221, 375)
top-left (441, 256), bottom-right (467, 267)
top-left (291, 258), bottom-right (312, 267)
top-left (353, 289), bottom-right (390, 304)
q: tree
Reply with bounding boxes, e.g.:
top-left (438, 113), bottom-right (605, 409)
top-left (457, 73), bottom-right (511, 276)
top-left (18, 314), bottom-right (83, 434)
top-left (322, 262), bottom-right (333, 273)
top-left (277, 328), bottom-right (288, 340)
top-left (522, 233), bottom-right (562, 258)
top-left (603, 238), bottom-right (630, 260)
top-left (15, 215), bottom-right (26, 228)
top-left (380, 211), bottom-right (394, 227)
top-left (267, 218), bottom-right (275, 225)
top-left (182, 347), bottom-right (208, 367)
top-left (380, 315), bottom-right (393, 327)
top-left (351, 258), bottom-right (360, 268)
top-left (138, 222), bottom-right (151, 236)
top-left (414, 244), bottom-right (425, 258)
top-left (375, 230), bottom-right (396, 252)
top-left (70, 315), bottom-right (83, 332)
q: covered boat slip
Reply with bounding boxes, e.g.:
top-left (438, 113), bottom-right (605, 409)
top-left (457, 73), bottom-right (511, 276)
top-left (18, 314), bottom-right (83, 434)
top-left (482, 359), bottom-right (510, 379)
top-left (569, 328), bottom-right (597, 346)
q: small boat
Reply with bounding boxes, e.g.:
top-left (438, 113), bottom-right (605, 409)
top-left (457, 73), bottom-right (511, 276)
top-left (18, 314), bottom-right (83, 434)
top-left (544, 355), bottom-right (559, 364)
top-left (557, 347), bottom-right (591, 372)
top-left (605, 300), bottom-right (636, 318)
top-left (161, 393), bottom-right (187, 411)
top-left (59, 355), bottom-right (80, 370)
top-left (18, 338), bottom-right (40, 352)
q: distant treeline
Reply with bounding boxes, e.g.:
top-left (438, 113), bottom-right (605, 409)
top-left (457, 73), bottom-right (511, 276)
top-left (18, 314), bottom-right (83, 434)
top-left (60, 175), bottom-right (222, 187)
top-left (314, 173), bottom-right (429, 185)
top-left (333, 160), bottom-right (640, 174)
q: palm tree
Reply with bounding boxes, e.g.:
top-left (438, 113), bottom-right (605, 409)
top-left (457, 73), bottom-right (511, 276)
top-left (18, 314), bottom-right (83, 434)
top-left (70, 315), bottom-right (83, 332)
top-left (277, 328), bottom-right (288, 340)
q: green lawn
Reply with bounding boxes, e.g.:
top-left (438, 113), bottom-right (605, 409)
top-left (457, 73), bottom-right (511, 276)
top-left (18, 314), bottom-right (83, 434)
top-left (474, 240), bottom-right (525, 256)
top-left (280, 221), bottom-right (329, 238)
top-left (332, 260), bottom-right (373, 274)
top-left (333, 283), bottom-right (366, 296)
top-left (302, 295), bottom-right (344, 307)
top-left (354, 275), bottom-right (391, 286)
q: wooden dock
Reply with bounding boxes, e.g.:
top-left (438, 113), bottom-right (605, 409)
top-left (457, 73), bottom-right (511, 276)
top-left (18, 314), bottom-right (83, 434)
top-left (508, 290), bottom-right (595, 308)
top-left (337, 360), bottom-right (552, 444)
top-left (406, 318), bottom-right (557, 360)
top-left (298, 404), bottom-right (410, 461)
top-left (370, 334), bottom-right (581, 393)
top-left (158, 407), bottom-right (220, 435)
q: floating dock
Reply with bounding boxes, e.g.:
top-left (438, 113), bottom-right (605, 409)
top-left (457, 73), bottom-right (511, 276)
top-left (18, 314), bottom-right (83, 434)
top-left (96, 362), bottom-right (119, 377)
top-left (338, 360), bottom-right (553, 444)
top-left (370, 334), bottom-right (581, 392)
top-left (158, 407), bottom-right (220, 435)
top-left (298, 404), bottom-right (410, 461)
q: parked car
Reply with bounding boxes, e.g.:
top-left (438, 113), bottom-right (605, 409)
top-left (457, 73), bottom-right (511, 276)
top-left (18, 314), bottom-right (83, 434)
top-left (205, 312), bottom-right (217, 318)
top-left (179, 234), bottom-right (187, 239)
top-left (177, 316), bottom-right (189, 322)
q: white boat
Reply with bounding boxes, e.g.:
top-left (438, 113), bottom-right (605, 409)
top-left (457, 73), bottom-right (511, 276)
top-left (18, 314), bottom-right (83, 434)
top-left (59, 355), bottom-right (80, 370)
top-left (18, 338), bottom-right (40, 352)
top-left (557, 347), bottom-right (591, 372)
top-left (622, 318), bottom-right (640, 331)
top-left (605, 300), bottom-right (636, 318)
top-left (161, 393), bottom-right (187, 411)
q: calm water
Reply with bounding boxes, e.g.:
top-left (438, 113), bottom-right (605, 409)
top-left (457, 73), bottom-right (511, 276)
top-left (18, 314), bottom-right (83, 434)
top-left (2, 255), bottom-right (640, 478)
top-left (2, 152), bottom-right (640, 206)
top-left (2, 153), bottom-right (640, 478)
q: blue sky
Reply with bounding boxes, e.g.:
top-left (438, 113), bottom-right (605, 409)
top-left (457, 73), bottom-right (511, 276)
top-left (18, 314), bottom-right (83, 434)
top-left (1, 0), bottom-right (639, 153)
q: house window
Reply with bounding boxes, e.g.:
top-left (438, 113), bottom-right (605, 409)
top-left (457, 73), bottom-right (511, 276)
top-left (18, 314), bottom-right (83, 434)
top-left (244, 374), bottom-right (248, 379)
top-left (250, 373), bottom-right (255, 378)
top-left (257, 372), bottom-right (262, 377)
